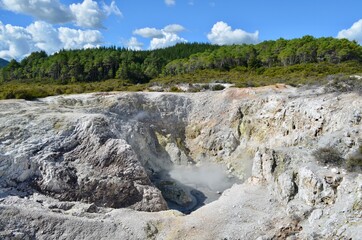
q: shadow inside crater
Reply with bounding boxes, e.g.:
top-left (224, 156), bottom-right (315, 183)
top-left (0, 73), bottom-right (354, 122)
top-left (151, 164), bottom-right (239, 214)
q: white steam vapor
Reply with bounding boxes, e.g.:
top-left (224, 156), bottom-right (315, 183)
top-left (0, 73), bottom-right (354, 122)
top-left (169, 163), bottom-right (235, 192)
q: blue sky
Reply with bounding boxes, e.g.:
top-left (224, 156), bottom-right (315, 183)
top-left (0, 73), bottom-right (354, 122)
top-left (0, 0), bottom-right (362, 60)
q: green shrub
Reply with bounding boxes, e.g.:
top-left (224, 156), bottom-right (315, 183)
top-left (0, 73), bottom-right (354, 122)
top-left (126, 84), bottom-right (147, 92)
top-left (211, 84), bottom-right (225, 91)
top-left (313, 147), bottom-right (343, 166)
top-left (0, 90), bottom-right (15, 99)
top-left (170, 86), bottom-right (182, 92)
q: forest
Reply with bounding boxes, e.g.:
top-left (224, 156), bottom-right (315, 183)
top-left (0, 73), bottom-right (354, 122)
top-left (0, 43), bottom-right (219, 84)
top-left (0, 36), bottom-right (362, 99)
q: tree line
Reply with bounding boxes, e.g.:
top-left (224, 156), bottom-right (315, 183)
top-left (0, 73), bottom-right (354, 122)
top-left (163, 36), bottom-right (362, 76)
top-left (1, 36), bottom-right (361, 84)
top-left (0, 43), bottom-right (219, 84)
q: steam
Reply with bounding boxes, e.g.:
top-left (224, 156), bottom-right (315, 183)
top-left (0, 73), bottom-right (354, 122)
top-left (133, 111), bottom-right (149, 121)
top-left (169, 163), bottom-right (235, 192)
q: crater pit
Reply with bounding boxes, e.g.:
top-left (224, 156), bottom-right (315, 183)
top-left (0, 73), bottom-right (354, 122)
top-left (152, 163), bottom-right (239, 213)
top-left (0, 91), bottom-right (249, 214)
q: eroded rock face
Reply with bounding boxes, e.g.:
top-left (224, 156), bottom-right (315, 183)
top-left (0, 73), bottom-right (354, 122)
top-left (0, 85), bottom-right (362, 239)
top-left (0, 94), bottom-right (192, 211)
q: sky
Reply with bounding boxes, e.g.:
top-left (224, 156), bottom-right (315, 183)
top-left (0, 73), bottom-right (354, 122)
top-left (0, 0), bottom-right (362, 61)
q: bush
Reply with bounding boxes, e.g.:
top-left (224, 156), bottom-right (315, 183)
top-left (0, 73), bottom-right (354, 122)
top-left (211, 84), bottom-right (225, 91)
top-left (313, 147), bottom-right (343, 166)
top-left (170, 86), bottom-right (182, 92)
top-left (347, 146), bottom-right (362, 171)
top-left (324, 74), bottom-right (362, 93)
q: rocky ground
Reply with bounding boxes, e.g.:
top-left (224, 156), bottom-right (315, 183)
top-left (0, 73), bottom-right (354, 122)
top-left (0, 84), bottom-right (361, 239)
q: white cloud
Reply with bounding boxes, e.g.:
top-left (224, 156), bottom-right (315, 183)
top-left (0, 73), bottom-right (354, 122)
top-left (0, 0), bottom-right (72, 23)
top-left (0, 21), bottom-right (34, 60)
top-left (58, 27), bottom-right (102, 49)
top-left (0, 21), bottom-right (102, 60)
top-left (70, 0), bottom-right (121, 28)
top-left (126, 37), bottom-right (144, 50)
top-left (164, 24), bottom-right (185, 33)
top-left (0, 0), bottom-right (121, 28)
top-left (150, 32), bottom-right (186, 49)
top-left (165, 0), bottom-right (175, 6)
top-left (26, 21), bottom-right (61, 53)
top-left (207, 21), bottom-right (259, 45)
top-left (133, 24), bottom-right (187, 49)
top-left (133, 27), bottom-right (164, 38)
top-left (102, 1), bottom-right (122, 17)
top-left (337, 19), bottom-right (362, 44)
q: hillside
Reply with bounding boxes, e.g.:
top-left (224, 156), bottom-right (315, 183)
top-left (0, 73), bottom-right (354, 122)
top-left (0, 36), bottom-right (362, 99)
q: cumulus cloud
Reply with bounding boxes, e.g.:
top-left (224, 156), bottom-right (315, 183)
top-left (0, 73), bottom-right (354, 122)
top-left (69, 0), bottom-right (121, 28)
top-left (163, 24), bottom-right (185, 33)
top-left (133, 24), bottom-right (186, 49)
top-left (0, 0), bottom-right (72, 23)
top-left (207, 21), bottom-right (259, 45)
top-left (0, 0), bottom-right (121, 28)
top-left (165, 0), bottom-right (175, 6)
top-left (0, 21), bottom-right (34, 60)
top-left (0, 21), bottom-right (102, 60)
top-left (58, 27), bottom-right (102, 49)
top-left (133, 27), bottom-right (164, 38)
top-left (126, 37), bottom-right (144, 50)
top-left (150, 32), bottom-right (186, 49)
top-left (337, 19), bottom-right (362, 44)
top-left (26, 21), bottom-right (61, 53)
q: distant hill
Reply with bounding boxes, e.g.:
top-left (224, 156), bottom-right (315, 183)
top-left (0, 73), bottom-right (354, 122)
top-left (1, 36), bottom-right (361, 85)
top-left (0, 58), bottom-right (9, 68)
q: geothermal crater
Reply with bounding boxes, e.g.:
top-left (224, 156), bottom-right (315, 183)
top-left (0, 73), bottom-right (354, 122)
top-left (0, 90), bottom-right (247, 213)
top-left (1, 86), bottom-right (361, 239)
top-left (152, 164), bottom-right (239, 213)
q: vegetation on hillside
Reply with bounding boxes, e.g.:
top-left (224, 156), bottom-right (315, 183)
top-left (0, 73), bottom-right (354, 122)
top-left (0, 36), bottom-right (362, 99)
top-left (0, 43), bottom-right (219, 84)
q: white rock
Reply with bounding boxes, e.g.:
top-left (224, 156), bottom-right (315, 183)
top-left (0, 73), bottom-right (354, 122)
top-left (0, 86), bottom-right (361, 239)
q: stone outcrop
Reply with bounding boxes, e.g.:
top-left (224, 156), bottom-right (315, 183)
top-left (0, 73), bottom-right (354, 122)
top-left (0, 85), bottom-right (361, 239)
